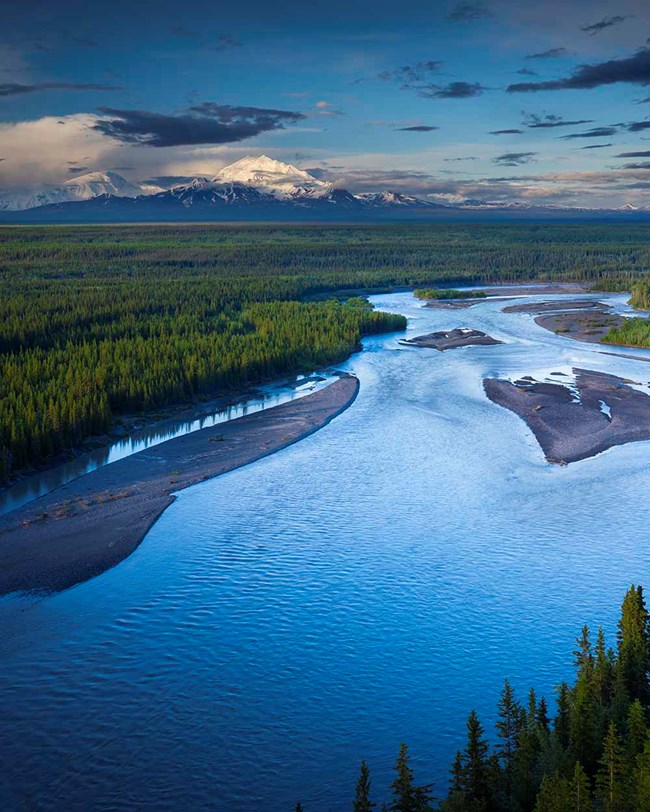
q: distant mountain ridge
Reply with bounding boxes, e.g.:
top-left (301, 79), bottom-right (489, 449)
top-left (0, 155), bottom-right (648, 221)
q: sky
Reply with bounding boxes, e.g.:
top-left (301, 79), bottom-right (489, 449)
top-left (2, 0), bottom-right (650, 207)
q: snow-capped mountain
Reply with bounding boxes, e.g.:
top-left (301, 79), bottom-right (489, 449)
top-left (0, 171), bottom-right (155, 211)
top-left (2, 156), bottom-right (649, 220)
top-left (210, 155), bottom-right (332, 200)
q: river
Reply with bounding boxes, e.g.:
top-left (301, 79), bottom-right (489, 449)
top-left (2, 290), bottom-right (650, 811)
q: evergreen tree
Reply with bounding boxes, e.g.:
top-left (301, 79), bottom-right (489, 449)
top-left (496, 679), bottom-right (522, 771)
top-left (628, 700), bottom-right (648, 763)
top-left (632, 733), bottom-right (650, 811)
top-left (596, 722), bottom-right (627, 812)
top-left (618, 586), bottom-right (650, 704)
top-left (533, 772), bottom-right (571, 812)
top-left (354, 761), bottom-right (376, 812)
top-left (554, 684), bottom-right (571, 751)
top-left (389, 744), bottom-right (415, 812)
top-left (570, 762), bottom-right (592, 812)
top-left (460, 710), bottom-right (492, 812)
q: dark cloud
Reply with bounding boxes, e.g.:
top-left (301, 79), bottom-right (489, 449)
top-left (509, 48), bottom-right (650, 92)
top-left (444, 156), bottom-right (478, 161)
top-left (627, 120), bottom-right (650, 132)
top-left (525, 48), bottom-right (570, 60)
top-left (93, 103), bottom-right (305, 147)
top-left (418, 81), bottom-right (484, 98)
top-left (579, 143), bottom-right (612, 149)
top-left (560, 126), bottom-right (619, 139)
top-left (67, 166), bottom-right (90, 173)
top-left (493, 152), bottom-right (537, 166)
top-left (616, 150), bottom-right (650, 157)
top-left (0, 82), bottom-right (119, 97)
top-left (516, 68), bottom-right (537, 77)
top-left (620, 162), bottom-right (650, 169)
top-left (489, 128), bottom-right (523, 134)
top-left (397, 125), bottom-right (439, 131)
top-left (523, 113), bottom-right (593, 129)
top-left (447, 3), bottom-right (492, 22)
top-left (581, 16), bottom-right (630, 36)
top-left (378, 61), bottom-right (443, 87)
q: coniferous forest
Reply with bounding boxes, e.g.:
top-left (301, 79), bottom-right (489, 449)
top-left (298, 586), bottom-right (650, 812)
top-left (3, 222), bottom-right (650, 482)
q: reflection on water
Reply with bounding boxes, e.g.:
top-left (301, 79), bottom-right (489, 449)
top-left (0, 374), bottom-right (335, 517)
top-left (2, 292), bottom-right (650, 811)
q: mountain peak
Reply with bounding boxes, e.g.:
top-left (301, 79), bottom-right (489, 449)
top-left (212, 155), bottom-right (330, 198)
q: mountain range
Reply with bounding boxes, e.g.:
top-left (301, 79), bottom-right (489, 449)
top-left (1, 155), bottom-right (648, 222)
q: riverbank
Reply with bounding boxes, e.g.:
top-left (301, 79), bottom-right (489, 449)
top-left (0, 376), bottom-right (359, 596)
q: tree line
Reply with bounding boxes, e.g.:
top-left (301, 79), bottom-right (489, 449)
top-left (294, 585), bottom-right (650, 811)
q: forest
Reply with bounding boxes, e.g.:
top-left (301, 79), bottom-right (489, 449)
top-left (297, 585), bottom-right (650, 811)
top-left (3, 222), bottom-right (650, 482)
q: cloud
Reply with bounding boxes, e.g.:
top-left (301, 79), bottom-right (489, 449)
top-left (525, 48), bottom-right (570, 60)
top-left (489, 128), bottom-right (523, 134)
top-left (523, 113), bottom-right (593, 129)
top-left (444, 156), bottom-right (478, 161)
top-left (509, 48), bottom-right (650, 92)
top-left (67, 165), bottom-right (90, 173)
top-left (560, 126), bottom-right (619, 139)
top-left (397, 125), bottom-right (439, 131)
top-left (93, 104), bottom-right (305, 147)
top-left (447, 3), bottom-right (492, 22)
top-left (627, 120), bottom-right (650, 132)
top-left (493, 151), bottom-right (538, 166)
top-left (581, 16), bottom-right (630, 36)
top-left (141, 175), bottom-right (197, 188)
top-left (378, 61), bottom-right (443, 87)
top-left (579, 143), bottom-right (612, 149)
top-left (0, 82), bottom-right (119, 97)
top-left (314, 100), bottom-right (344, 117)
top-left (616, 150), bottom-right (650, 157)
top-left (417, 81), bottom-right (484, 98)
top-left (620, 162), bottom-right (650, 169)
top-left (516, 69), bottom-right (537, 77)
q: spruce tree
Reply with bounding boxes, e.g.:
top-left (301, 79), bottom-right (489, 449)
top-left (628, 700), bottom-right (648, 763)
top-left (618, 585), bottom-right (650, 704)
top-left (533, 772), bottom-right (571, 812)
top-left (496, 679), bottom-right (522, 771)
top-left (570, 762), bottom-right (592, 812)
top-left (460, 710), bottom-right (492, 812)
top-left (354, 761), bottom-right (375, 812)
top-left (632, 732), bottom-right (650, 811)
top-left (596, 722), bottom-right (627, 812)
top-left (554, 684), bottom-right (571, 751)
top-left (389, 744), bottom-right (415, 812)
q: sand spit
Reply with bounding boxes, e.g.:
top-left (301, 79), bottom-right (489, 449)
top-left (484, 369), bottom-right (650, 464)
top-left (400, 328), bottom-right (503, 351)
top-left (502, 300), bottom-right (606, 314)
top-left (0, 376), bottom-right (359, 596)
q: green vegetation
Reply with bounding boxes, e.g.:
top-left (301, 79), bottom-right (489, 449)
top-left (414, 289), bottom-right (487, 300)
top-left (3, 222), bottom-right (650, 482)
top-left (630, 282), bottom-right (650, 311)
top-left (297, 585), bottom-right (650, 811)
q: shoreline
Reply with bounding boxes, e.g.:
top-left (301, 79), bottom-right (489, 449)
top-left (0, 376), bottom-right (359, 597)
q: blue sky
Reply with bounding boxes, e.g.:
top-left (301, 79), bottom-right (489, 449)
top-left (2, 0), bottom-right (650, 206)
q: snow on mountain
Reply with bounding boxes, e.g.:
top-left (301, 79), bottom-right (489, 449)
top-left (0, 171), bottom-right (150, 211)
top-left (357, 191), bottom-right (443, 208)
top-left (211, 155), bottom-right (333, 200)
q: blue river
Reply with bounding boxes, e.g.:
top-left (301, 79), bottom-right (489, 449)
top-left (2, 290), bottom-right (650, 810)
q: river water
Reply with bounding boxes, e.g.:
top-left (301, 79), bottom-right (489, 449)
top-left (2, 291), bottom-right (650, 811)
